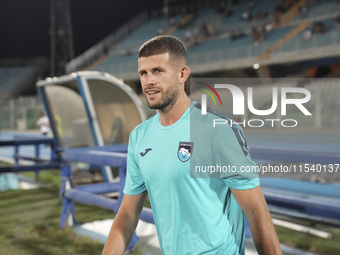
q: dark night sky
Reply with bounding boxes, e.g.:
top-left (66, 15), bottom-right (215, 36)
top-left (0, 0), bottom-right (163, 59)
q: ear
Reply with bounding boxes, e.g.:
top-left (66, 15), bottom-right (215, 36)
top-left (178, 66), bottom-right (190, 85)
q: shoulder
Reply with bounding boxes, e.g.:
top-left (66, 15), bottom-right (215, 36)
top-left (130, 113), bottom-right (158, 139)
top-left (191, 102), bottom-right (240, 133)
top-left (191, 102), bottom-right (249, 155)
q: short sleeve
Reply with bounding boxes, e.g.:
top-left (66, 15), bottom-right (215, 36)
top-left (213, 123), bottom-right (259, 190)
top-left (123, 130), bottom-right (147, 195)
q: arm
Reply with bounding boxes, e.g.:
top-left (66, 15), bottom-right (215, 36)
top-left (36, 118), bottom-right (41, 127)
top-left (102, 191), bottom-right (148, 255)
top-left (231, 186), bottom-right (282, 255)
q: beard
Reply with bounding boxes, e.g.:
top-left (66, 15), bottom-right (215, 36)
top-left (145, 84), bottom-right (179, 111)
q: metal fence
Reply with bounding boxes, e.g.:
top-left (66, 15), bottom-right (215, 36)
top-left (0, 96), bottom-right (44, 131)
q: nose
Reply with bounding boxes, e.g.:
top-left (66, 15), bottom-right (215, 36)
top-left (144, 73), bottom-right (156, 87)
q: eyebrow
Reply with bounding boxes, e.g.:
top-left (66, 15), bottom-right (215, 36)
top-left (138, 69), bottom-right (145, 75)
top-left (152, 66), bottom-right (164, 71)
top-left (138, 66), bottom-right (165, 74)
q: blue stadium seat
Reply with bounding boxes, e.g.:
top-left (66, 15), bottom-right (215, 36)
top-left (0, 67), bottom-right (35, 97)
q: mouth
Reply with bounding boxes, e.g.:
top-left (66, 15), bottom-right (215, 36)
top-left (146, 90), bottom-right (160, 96)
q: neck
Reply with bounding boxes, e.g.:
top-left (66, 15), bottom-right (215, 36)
top-left (159, 96), bottom-right (191, 126)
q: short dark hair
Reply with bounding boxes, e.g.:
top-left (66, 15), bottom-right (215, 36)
top-left (138, 35), bottom-right (187, 64)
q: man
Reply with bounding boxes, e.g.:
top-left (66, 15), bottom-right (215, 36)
top-left (36, 112), bottom-right (50, 136)
top-left (102, 35), bottom-right (281, 255)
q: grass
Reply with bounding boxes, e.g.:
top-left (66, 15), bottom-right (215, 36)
top-left (0, 185), bottom-right (114, 255)
top-left (0, 162), bottom-right (145, 255)
top-left (20, 169), bottom-right (61, 187)
top-left (274, 219), bottom-right (340, 255)
top-left (1, 161), bottom-right (340, 254)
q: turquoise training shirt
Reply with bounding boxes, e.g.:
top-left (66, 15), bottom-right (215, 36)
top-left (124, 101), bottom-right (259, 254)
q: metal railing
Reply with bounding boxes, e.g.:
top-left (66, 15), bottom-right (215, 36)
top-left (0, 96), bottom-right (43, 130)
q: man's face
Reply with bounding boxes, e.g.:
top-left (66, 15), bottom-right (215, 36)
top-left (138, 53), bottom-right (181, 110)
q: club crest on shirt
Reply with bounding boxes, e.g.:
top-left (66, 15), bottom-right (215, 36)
top-left (178, 142), bottom-right (194, 162)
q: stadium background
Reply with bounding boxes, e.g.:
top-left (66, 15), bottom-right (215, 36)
top-left (1, 0), bottom-right (340, 131)
top-left (0, 1), bottom-right (340, 254)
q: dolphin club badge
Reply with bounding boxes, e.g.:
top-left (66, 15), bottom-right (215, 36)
top-left (178, 142), bottom-right (194, 162)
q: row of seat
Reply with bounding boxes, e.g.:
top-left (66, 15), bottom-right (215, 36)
top-left (0, 67), bottom-right (36, 97)
top-left (92, 0), bottom-right (340, 76)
